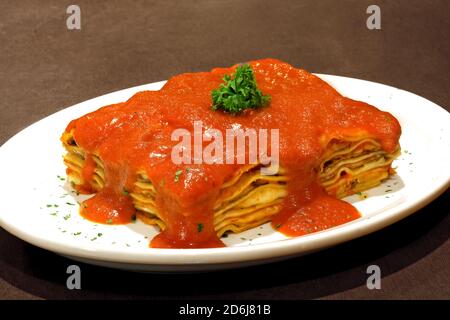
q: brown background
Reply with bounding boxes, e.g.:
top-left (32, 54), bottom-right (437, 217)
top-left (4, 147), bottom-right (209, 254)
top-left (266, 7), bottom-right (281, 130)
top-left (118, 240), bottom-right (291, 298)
top-left (0, 0), bottom-right (449, 299)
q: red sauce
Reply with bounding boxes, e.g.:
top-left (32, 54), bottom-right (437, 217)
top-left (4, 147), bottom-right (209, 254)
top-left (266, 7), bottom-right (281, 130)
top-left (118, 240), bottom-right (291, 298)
top-left (80, 191), bottom-right (135, 224)
top-left (64, 58), bottom-right (401, 248)
top-left (271, 184), bottom-right (360, 236)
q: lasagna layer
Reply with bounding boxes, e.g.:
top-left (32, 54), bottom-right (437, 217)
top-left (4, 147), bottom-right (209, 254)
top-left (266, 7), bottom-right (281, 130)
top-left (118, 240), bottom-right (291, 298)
top-left (62, 130), bottom-right (399, 237)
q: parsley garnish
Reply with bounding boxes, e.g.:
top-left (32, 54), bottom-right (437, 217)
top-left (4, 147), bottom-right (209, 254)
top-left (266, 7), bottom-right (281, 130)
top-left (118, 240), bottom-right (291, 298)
top-left (211, 64), bottom-right (271, 114)
top-left (122, 187), bottom-right (130, 196)
top-left (106, 219), bottom-right (113, 224)
top-left (197, 223), bottom-right (204, 233)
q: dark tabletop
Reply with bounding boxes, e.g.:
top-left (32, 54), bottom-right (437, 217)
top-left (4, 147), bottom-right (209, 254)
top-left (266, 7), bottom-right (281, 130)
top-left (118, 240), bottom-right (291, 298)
top-left (0, 0), bottom-right (449, 300)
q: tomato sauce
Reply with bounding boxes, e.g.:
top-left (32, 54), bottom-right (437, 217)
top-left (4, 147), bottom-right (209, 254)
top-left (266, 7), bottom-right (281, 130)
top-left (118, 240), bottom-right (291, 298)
top-left (65, 58), bottom-right (401, 248)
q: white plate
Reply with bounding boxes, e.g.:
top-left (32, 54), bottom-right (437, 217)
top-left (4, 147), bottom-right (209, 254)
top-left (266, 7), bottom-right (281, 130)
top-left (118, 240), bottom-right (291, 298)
top-left (1, 75), bottom-right (449, 272)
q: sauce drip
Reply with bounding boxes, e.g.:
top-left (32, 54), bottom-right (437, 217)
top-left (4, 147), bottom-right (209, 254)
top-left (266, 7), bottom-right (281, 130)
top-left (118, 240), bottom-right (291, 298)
top-left (65, 59), bottom-right (401, 248)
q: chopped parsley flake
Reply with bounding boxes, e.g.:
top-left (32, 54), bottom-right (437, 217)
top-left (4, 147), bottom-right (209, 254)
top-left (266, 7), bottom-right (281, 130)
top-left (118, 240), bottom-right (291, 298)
top-left (197, 223), bottom-right (204, 233)
top-left (357, 191), bottom-right (368, 199)
top-left (64, 214), bottom-right (71, 220)
top-left (174, 170), bottom-right (183, 182)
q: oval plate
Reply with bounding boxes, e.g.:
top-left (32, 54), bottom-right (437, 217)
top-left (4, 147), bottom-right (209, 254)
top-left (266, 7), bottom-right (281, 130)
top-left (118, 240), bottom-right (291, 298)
top-left (1, 75), bottom-right (449, 272)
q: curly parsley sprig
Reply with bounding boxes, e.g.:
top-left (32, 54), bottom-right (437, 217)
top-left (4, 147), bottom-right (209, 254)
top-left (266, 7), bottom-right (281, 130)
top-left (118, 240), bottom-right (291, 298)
top-left (211, 64), bottom-right (271, 114)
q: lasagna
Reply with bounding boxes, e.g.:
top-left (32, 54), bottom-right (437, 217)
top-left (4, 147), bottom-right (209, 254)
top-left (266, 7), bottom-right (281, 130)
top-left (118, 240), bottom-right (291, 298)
top-left (61, 58), bottom-right (401, 248)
